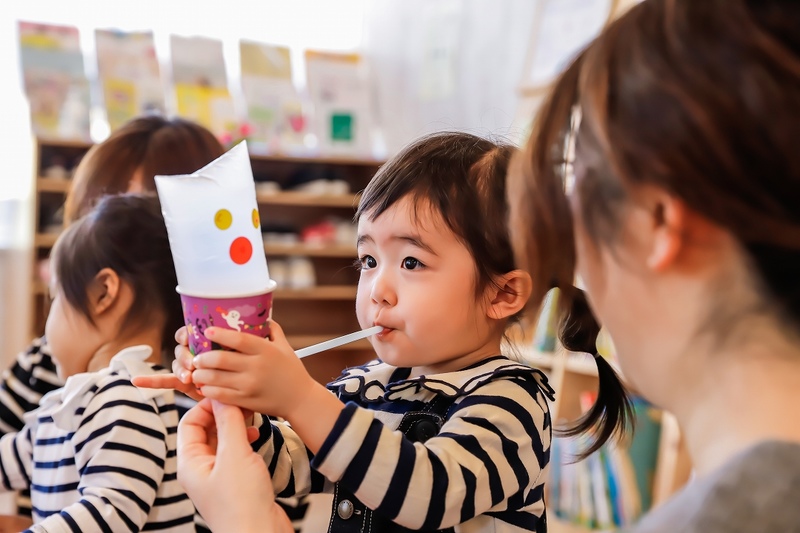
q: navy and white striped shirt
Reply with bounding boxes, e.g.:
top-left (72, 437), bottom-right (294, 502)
top-left (0, 345), bottom-right (195, 532)
top-left (253, 356), bottom-right (555, 532)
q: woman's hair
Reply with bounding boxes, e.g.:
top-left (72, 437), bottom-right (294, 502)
top-left (508, 0), bottom-right (800, 457)
top-left (51, 194), bottom-right (181, 366)
top-left (357, 131), bottom-right (518, 301)
top-left (64, 115), bottom-right (224, 224)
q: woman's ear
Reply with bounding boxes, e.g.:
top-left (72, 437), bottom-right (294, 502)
top-left (486, 269), bottom-right (533, 320)
top-left (87, 268), bottom-right (121, 317)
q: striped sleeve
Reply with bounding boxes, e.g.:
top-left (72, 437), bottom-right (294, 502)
top-left (0, 338), bottom-right (61, 435)
top-left (252, 415), bottom-right (329, 498)
top-left (0, 425), bottom-right (34, 491)
top-left (36, 378), bottom-right (170, 532)
top-left (311, 377), bottom-right (550, 530)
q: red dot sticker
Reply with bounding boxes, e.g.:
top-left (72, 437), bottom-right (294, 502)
top-left (230, 237), bottom-right (253, 265)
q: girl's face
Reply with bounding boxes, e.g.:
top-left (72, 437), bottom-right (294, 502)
top-left (45, 282), bottom-right (102, 380)
top-left (355, 195), bottom-right (502, 374)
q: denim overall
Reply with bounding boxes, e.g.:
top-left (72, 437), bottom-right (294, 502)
top-left (326, 395), bottom-right (549, 532)
top-left (327, 396), bottom-right (457, 533)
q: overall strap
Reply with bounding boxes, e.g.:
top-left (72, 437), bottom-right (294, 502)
top-left (328, 394), bottom-right (458, 533)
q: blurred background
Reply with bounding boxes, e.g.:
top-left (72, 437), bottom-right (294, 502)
top-left (1, 4), bottom-right (677, 530)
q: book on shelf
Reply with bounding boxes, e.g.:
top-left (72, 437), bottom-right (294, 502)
top-left (549, 393), bottom-right (661, 529)
top-left (534, 288), bottom-right (560, 352)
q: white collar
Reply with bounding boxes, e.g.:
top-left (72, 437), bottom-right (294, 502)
top-left (38, 345), bottom-right (171, 430)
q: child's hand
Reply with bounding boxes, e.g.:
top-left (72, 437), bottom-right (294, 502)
top-left (133, 327), bottom-right (203, 401)
top-left (191, 322), bottom-right (316, 419)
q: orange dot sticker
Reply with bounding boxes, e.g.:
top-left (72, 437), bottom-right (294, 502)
top-left (252, 208), bottom-right (260, 229)
top-left (230, 237), bottom-right (253, 265)
top-left (214, 209), bottom-right (232, 230)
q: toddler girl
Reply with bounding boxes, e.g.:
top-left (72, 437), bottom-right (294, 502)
top-left (148, 132), bottom-right (628, 532)
top-left (1, 194), bottom-right (195, 532)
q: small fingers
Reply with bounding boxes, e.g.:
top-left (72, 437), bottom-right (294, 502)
top-left (193, 350), bottom-right (250, 373)
top-left (175, 326), bottom-right (188, 345)
top-left (191, 368), bottom-right (249, 391)
top-left (133, 374), bottom-right (181, 390)
top-left (205, 327), bottom-right (270, 354)
top-left (173, 345), bottom-right (195, 383)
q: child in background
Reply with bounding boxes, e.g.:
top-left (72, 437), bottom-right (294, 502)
top-left (145, 132), bottom-right (628, 532)
top-left (0, 194), bottom-right (195, 532)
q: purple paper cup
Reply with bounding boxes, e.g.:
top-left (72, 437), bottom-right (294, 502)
top-left (178, 281), bottom-right (277, 355)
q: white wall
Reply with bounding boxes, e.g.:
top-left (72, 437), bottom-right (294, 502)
top-left (364, 0), bottom-right (539, 152)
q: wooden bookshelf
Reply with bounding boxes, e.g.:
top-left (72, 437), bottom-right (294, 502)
top-left (37, 177), bottom-right (72, 194)
top-left (256, 191), bottom-right (359, 208)
top-left (264, 243), bottom-right (357, 258)
top-left (287, 335), bottom-right (371, 351)
top-left (33, 233), bottom-right (59, 248)
top-left (275, 286), bottom-right (357, 300)
top-left (525, 342), bottom-right (690, 530)
top-left (27, 138), bottom-right (384, 385)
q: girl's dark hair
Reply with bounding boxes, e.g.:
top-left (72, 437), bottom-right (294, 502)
top-left (51, 193), bottom-right (181, 366)
top-left (65, 115), bottom-right (224, 224)
top-left (508, 0), bottom-right (800, 457)
top-left (357, 131), bottom-right (518, 298)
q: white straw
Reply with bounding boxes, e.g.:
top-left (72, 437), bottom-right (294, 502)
top-left (295, 325), bottom-right (383, 359)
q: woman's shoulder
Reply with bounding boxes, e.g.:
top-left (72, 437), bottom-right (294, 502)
top-left (628, 440), bottom-right (800, 533)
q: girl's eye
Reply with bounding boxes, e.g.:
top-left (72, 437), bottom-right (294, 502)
top-left (356, 255), bottom-right (377, 270)
top-left (402, 257), bottom-right (423, 270)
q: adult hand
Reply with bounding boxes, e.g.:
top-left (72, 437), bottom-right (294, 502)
top-left (177, 399), bottom-right (292, 533)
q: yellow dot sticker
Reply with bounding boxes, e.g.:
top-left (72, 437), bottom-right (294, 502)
top-left (214, 209), bottom-right (232, 230)
top-left (252, 208), bottom-right (260, 229)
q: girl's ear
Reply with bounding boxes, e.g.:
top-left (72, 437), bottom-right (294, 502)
top-left (88, 268), bottom-right (121, 317)
top-left (486, 269), bottom-right (532, 320)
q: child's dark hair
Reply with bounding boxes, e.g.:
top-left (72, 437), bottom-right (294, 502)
top-left (50, 193), bottom-right (181, 366)
top-left (556, 287), bottom-right (633, 458)
top-left (356, 131), bottom-right (517, 300)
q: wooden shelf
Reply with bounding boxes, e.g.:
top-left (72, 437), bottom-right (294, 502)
top-left (256, 191), bottom-right (358, 208)
top-left (249, 152), bottom-right (384, 167)
top-left (287, 335), bottom-right (372, 352)
top-left (37, 177), bottom-right (72, 193)
top-left (549, 516), bottom-right (597, 533)
top-left (275, 286), bottom-right (356, 300)
top-left (36, 137), bottom-right (92, 150)
top-left (32, 281), bottom-right (47, 296)
top-left (27, 137), bottom-right (379, 390)
top-left (512, 345), bottom-right (600, 376)
top-left (264, 243), bottom-right (357, 258)
top-left (34, 233), bottom-right (59, 248)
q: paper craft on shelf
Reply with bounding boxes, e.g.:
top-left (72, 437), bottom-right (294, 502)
top-left (240, 40), bottom-right (308, 154)
top-left (305, 50), bottom-right (374, 157)
top-left (95, 29), bottom-right (165, 131)
top-left (18, 21), bottom-right (91, 141)
top-left (170, 35), bottom-right (236, 138)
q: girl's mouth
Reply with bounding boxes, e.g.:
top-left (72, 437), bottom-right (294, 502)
top-left (374, 325), bottom-right (395, 339)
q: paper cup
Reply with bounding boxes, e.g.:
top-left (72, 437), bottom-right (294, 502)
top-left (179, 281), bottom-right (277, 355)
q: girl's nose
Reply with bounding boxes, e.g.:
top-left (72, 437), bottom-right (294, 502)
top-left (370, 268), bottom-right (397, 306)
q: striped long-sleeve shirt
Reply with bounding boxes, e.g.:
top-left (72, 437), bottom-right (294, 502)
top-left (252, 356), bottom-right (555, 532)
top-left (0, 345), bottom-right (195, 532)
top-left (0, 338), bottom-right (306, 533)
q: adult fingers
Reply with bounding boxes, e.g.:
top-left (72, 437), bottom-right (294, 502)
top-left (211, 400), bottom-right (254, 459)
top-left (177, 399), bottom-right (216, 456)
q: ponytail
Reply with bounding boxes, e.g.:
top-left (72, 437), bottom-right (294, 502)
top-left (557, 286), bottom-right (633, 459)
